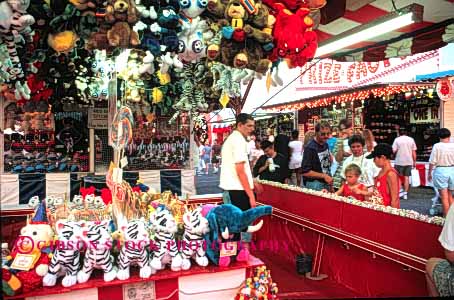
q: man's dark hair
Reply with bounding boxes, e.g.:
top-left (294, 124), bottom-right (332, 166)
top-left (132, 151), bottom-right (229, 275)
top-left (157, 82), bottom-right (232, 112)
top-left (399, 127), bottom-right (408, 135)
top-left (291, 130), bottom-right (299, 139)
top-left (348, 134), bottom-right (365, 147)
top-left (315, 121), bottom-right (331, 133)
top-left (338, 119), bottom-right (352, 130)
top-left (236, 113), bottom-right (254, 125)
top-left (260, 140), bottom-right (273, 150)
top-left (438, 128), bottom-right (451, 139)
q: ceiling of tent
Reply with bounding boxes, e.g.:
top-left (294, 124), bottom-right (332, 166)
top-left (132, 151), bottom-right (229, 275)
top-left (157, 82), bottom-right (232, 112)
top-left (314, 0), bottom-right (454, 61)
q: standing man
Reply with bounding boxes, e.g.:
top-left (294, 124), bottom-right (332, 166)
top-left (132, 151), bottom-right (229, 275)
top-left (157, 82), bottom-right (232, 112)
top-left (253, 140), bottom-right (289, 184)
top-left (211, 140), bottom-right (222, 174)
top-left (274, 125), bottom-right (290, 163)
top-left (392, 127), bottom-right (417, 200)
top-left (302, 122), bottom-right (333, 191)
top-left (220, 113), bottom-right (256, 210)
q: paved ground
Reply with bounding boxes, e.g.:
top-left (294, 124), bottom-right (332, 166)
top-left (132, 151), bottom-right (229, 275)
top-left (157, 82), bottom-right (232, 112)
top-left (196, 166), bottom-right (442, 216)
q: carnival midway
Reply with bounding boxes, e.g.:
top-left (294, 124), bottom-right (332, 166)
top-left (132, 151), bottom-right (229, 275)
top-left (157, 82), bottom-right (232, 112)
top-left (1, 0), bottom-right (454, 299)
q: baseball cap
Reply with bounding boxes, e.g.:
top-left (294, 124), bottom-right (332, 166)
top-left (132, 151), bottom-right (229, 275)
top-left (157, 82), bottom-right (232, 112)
top-left (366, 143), bottom-right (393, 159)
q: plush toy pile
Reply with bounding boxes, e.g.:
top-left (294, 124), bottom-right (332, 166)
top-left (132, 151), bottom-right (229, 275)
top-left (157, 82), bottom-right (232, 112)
top-left (235, 266), bottom-right (279, 300)
top-left (0, 0), bottom-right (321, 122)
top-left (2, 187), bottom-right (272, 296)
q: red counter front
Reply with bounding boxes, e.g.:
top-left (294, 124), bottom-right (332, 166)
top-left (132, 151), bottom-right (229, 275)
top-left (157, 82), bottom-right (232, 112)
top-left (255, 183), bottom-right (444, 298)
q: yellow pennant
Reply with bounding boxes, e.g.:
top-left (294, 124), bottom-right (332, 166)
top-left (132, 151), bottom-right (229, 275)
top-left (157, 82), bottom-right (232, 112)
top-left (219, 93), bottom-right (230, 108)
top-left (266, 71), bottom-right (272, 92)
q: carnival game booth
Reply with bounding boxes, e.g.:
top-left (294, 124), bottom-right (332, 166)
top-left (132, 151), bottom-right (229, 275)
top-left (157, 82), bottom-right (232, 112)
top-left (254, 180), bottom-right (445, 298)
top-left (263, 82), bottom-right (441, 186)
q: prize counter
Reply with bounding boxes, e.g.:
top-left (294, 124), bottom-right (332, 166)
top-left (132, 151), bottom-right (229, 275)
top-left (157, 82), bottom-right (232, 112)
top-left (254, 181), bottom-right (445, 298)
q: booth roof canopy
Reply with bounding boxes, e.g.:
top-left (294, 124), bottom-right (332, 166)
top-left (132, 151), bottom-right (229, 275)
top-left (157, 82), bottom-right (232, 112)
top-left (318, 0), bottom-right (454, 61)
top-left (262, 82), bottom-right (436, 111)
top-left (415, 70), bottom-right (454, 81)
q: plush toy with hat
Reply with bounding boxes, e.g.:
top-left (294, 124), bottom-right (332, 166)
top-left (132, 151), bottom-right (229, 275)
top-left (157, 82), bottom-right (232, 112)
top-left (2, 201), bottom-right (54, 295)
top-left (148, 1), bottom-right (182, 53)
top-left (203, 204), bottom-right (272, 266)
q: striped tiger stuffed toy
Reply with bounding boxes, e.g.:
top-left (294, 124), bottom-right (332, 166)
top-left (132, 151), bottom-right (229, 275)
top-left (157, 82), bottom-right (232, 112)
top-left (77, 220), bottom-right (117, 283)
top-left (0, 0), bottom-right (34, 97)
top-left (116, 219), bottom-right (155, 280)
top-left (149, 206), bottom-right (183, 271)
top-left (180, 207), bottom-right (210, 270)
top-left (43, 220), bottom-right (86, 287)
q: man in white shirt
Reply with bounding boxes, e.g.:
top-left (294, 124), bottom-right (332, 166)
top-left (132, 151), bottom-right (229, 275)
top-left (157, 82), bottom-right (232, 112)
top-left (425, 203), bottom-right (454, 297)
top-left (220, 113), bottom-right (256, 210)
top-left (392, 127), bottom-right (417, 200)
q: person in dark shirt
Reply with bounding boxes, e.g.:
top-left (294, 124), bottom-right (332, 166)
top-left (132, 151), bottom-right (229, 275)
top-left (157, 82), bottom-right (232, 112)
top-left (274, 128), bottom-right (290, 163)
top-left (302, 121), bottom-right (333, 191)
top-left (253, 140), bottom-right (289, 184)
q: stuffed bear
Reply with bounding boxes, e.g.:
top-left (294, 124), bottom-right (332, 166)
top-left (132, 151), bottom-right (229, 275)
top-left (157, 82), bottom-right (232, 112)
top-left (203, 204), bottom-right (272, 267)
top-left (2, 201), bottom-right (54, 295)
top-left (149, 3), bottom-right (182, 53)
top-left (108, 21), bottom-right (140, 47)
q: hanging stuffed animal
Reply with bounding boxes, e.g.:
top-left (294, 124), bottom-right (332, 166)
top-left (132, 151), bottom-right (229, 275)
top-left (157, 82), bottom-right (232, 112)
top-left (149, 205), bottom-right (183, 271)
top-left (42, 220), bottom-right (87, 288)
top-left (180, 207), bottom-right (210, 270)
top-left (268, 2), bottom-right (317, 68)
top-left (0, 0), bottom-right (35, 99)
top-left (77, 221), bottom-right (117, 283)
top-left (149, 2), bottom-right (182, 53)
top-left (116, 218), bottom-right (155, 280)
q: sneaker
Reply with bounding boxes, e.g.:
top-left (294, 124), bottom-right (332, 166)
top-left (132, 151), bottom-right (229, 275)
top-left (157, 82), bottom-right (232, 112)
top-left (403, 193), bottom-right (408, 200)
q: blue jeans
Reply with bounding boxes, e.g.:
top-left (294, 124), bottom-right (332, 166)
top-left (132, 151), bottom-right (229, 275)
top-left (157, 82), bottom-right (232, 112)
top-left (305, 180), bottom-right (329, 191)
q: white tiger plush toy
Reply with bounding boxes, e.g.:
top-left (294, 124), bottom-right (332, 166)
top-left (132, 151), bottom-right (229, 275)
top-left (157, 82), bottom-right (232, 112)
top-left (71, 195), bottom-right (85, 211)
top-left (180, 207), bottom-right (210, 270)
top-left (117, 219), bottom-right (155, 280)
top-left (28, 195), bottom-right (40, 209)
top-left (0, 0), bottom-right (34, 99)
top-left (86, 194), bottom-right (96, 210)
top-left (43, 220), bottom-right (86, 287)
top-left (47, 196), bottom-right (64, 214)
top-left (77, 220), bottom-right (117, 283)
top-left (94, 196), bottom-right (106, 209)
top-left (149, 206), bottom-right (183, 271)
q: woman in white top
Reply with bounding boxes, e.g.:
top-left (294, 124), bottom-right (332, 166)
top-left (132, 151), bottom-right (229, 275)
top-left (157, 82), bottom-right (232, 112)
top-left (341, 134), bottom-right (380, 189)
top-left (428, 128), bottom-right (454, 216)
top-left (288, 130), bottom-right (303, 186)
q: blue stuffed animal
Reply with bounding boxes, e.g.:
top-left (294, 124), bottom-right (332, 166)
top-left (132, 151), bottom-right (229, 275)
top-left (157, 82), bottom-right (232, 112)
top-left (203, 204), bottom-right (272, 267)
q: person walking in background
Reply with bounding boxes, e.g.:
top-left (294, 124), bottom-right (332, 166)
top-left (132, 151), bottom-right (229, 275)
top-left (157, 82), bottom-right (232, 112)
top-left (425, 203), bottom-right (454, 297)
top-left (288, 130), bottom-right (303, 186)
top-left (302, 122), bottom-right (333, 191)
top-left (304, 131), bottom-right (315, 148)
top-left (362, 129), bottom-right (377, 153)
top-left (333, 119), bottom-right (354, 190)
top-left (392, 127), bottom-right (417, 200)
top-left (247, 134), bottom-right (257, 162)
top-left (211, 140), bottom-right (221, 174)
top-left (202, 141), bottom-right (212, 175)
top-left (428, 128), bottom-right (454, 216)
top-left (274, 126), bottom-right (290, 164)
top-left (366, 143), bottom-right (400, 208)
top-left (220, 113), bottom-right (256, 210)
top-left (253, 141), bottom-right (289, 184)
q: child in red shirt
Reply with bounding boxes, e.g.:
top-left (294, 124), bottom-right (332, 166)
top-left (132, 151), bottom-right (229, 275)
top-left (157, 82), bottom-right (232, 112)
top-left (336, 164), bottom-right (368, 201)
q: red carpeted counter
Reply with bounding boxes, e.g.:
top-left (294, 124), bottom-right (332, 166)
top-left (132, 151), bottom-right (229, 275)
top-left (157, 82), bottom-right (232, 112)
top-left (255, 183), bottom-right (444, 298)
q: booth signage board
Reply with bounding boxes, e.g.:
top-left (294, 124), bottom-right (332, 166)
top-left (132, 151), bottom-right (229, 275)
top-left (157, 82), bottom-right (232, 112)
top-left (297, 50), bottom-right (440, 91)
top-left (410, 107), bottom-right (440, 124)
top-left (88, 108), bottom-right (109, 129)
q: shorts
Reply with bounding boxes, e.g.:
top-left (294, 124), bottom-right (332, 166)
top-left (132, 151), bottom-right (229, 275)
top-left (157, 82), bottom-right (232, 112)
top-left (433, 166), bottom-right (454, 190)
top-left (304, 180), bottom-right (329, 191)
top-left (289, 160), bottom-right (302, 170)
top-left (433, 259), bottom-right (454, 296)
top-left (222, 190), bottom-right (253, 242)
top-left (203, 157), bottom-right (210, 164)
top-left (395, 165), bottom-right (412, 177)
